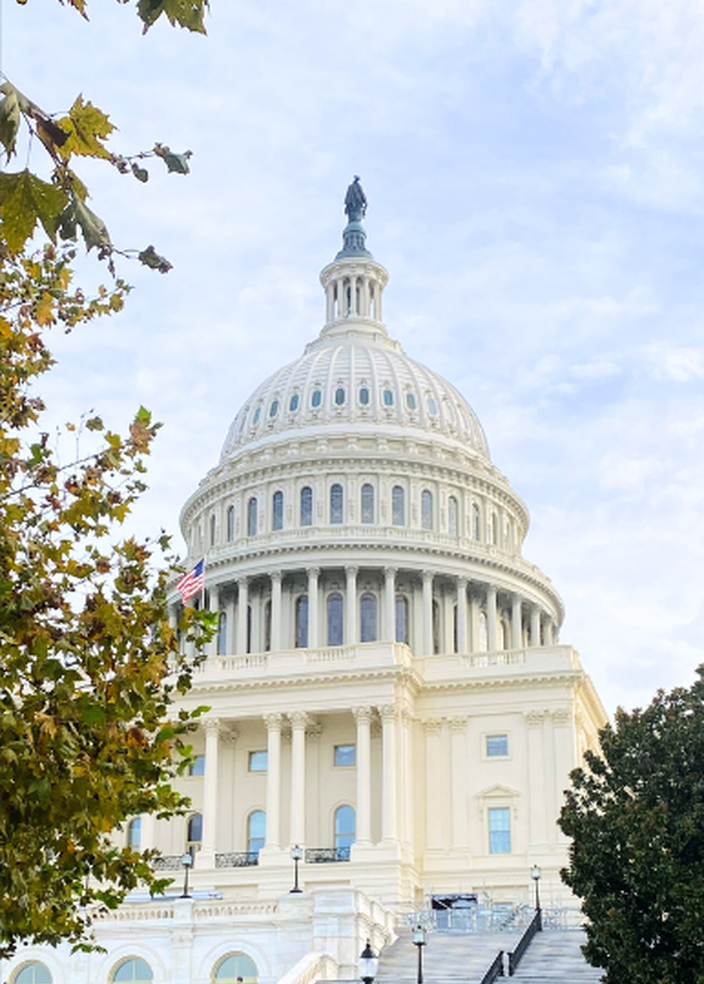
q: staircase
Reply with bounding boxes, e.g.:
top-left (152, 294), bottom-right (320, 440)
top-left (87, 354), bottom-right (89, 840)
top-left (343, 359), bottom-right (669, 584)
top-left (508, 930), bottom-right (603, 982)
top-left (375, 926), bottom-right (523, 984)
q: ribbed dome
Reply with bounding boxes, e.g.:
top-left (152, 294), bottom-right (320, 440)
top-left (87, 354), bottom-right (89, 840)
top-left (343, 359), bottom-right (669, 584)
top-left (220, 331), bottom-right (490, 462)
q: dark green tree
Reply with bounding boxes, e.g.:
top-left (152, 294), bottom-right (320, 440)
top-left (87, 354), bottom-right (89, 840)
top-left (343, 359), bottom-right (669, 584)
top-left (559, 667), bottom-right (704, 984)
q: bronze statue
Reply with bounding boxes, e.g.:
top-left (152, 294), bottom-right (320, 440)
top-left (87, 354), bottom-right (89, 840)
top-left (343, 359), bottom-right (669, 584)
top-left (344, 176), bottom-right (367, 222)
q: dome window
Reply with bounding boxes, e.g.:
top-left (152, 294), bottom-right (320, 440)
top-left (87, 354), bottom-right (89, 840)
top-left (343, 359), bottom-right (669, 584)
top-left (253, 407), bottom-right (261, 425)
top-left (382, 388), bottom-right (394, 407)
top-left (427, 397), bottom-right (438, 416)
top-left (311, 389), bottom-right (323, 408)
top-left (289, 393), bottom-right (300, 412)
top-left (334, 386), bottom-right (346, 406)
top-left (359, 386), bottom-right (370, 406)
top-left (269, 399), bottom-right (279, 418)
top-left (406, 392), bottom-right (417, 410)
top-left (300, 486), bottom-right (313, 526)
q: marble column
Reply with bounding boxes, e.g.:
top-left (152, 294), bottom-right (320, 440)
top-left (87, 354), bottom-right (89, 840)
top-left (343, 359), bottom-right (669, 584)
top-left (380, 705), bottom-right (398, 842)
top-left (456, 577), bottom-right (468, 653)
top-left (270, 572), bottom-right (282, 652)
top-left (201, 718), bottom-right (221, 863)
top-left (530, 605), bottom-right (541, 648)
top-left (422, 570), bottom-right (433, 656)
top-left (236, 577), bottom-right (248, 655)
top-left (384, 566), bottom-right (396, 642)
top-left (307, 567), bottom-right (319, 649)
top-left (345, 565), bottom-right (358, 645)
top-left (511, 594), bottom-right (522, 650)
top-left (470, 593), bottom-right (481, 652)
top-left (353, 706), bottom-right (373, 844)
top-left (208, 585), bottom-right (219, 657)
top-left (264, 713), bottom-right (282, 848)
top-left (450, 717), bottom-right (468, 848)
top-left (486, 585), bottom-right (498, 652)
top-left (289, 711), bottom-right (307, 845)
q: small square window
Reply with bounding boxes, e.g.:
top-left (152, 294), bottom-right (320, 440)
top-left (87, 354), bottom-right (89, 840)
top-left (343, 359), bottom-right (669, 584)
top-left (334, 744), bottom-right (356, 767)
top-left (249, 750), bottom-right (268, 772)
top-left (486, 734), bottom-right (509, 757)
top-left (188, 754), bottom-right (205, 776)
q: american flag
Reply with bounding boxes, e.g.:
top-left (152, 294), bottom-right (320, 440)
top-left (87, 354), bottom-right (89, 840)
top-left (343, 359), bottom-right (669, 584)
top-left (176, 559), bottom-right (205, 604)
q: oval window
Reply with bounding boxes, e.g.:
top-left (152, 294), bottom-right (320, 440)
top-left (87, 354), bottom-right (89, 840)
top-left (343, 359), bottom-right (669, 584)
top-left (269, 399), bottom-right (279, 418)
top-left (383, 388), bottom-right (394, 407)
top-left (406, 392), bottom-right (417, 410)
top-left (427, 397), bottom-right (437, 416)
top-left (359, 387), bottom-right (370, 406)
top-left (311, 390), bottom-right (322, 408)
top-left (335, 387), bottom-right (345, 406)
top-left (252, 407), bottom-right (261, 424)
top-left (289, 393), bottom-right (299, 412)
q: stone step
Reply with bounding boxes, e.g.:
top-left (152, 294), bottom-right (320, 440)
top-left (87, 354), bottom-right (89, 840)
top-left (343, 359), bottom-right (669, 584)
top-left (508, 930), bottom-right (603, 982)
top-left (376, 928), bottom-right (520, 983)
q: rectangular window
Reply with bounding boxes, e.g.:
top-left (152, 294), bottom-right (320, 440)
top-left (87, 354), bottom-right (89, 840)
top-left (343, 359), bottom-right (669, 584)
top-left (334, 744), bottom-right (356, 767)
top-left (188, 754), bottom-right (205, 776)
top-left (248, 750), bottom-right (268, 772)
top-left (488, 807), bottom-right (511, 854)
top-left (486, 734), bottom-right (509, 757)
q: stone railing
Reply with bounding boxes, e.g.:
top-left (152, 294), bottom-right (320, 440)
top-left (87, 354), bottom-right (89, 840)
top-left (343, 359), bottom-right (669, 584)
top-left (215, 851), bottom-right (260, 867)
top-left (275, 951), bottom-right (338, 984)
top-left (305, 847), bottom-right (350, 863)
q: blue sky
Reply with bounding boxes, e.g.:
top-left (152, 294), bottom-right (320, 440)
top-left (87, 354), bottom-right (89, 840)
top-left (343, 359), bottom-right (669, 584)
top-left (3, 0), bottom-right (703, 715)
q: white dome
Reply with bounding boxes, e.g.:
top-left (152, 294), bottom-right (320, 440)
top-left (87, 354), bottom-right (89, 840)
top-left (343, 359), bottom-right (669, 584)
top-left (220, 331), bottom-right (490, 462)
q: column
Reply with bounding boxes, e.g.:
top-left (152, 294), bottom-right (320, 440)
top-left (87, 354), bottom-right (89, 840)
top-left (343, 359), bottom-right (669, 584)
top-left (307, 567), bottom-right (319, 649)
top-left (226, 592), bottom-right (236, 654)
top-left (264, 713), bottom-right (282, 849)
top-left (456, 577), bottom-right (468, 653)
top-left (511, 593), bottom-right (522, 650)
top-left (422, 570), bottom-right (433, 656)
top-left (289, 712), bottom-right (307, 845)
top-left (486, 585), bottom-right (498, 651)
top-left (470, 593), bottom-right (480, 652)
top-left (380, 705), bottom-right (398, 842)
top-left (201, 718), bottom-right (220, 863)
top-left (526, 710), bottom-right (547, 848)
top-left (140, 812), bottom-right (155, 851)
top-left (345, 565), bottom-right (358, 645)
top-left (353, 706), bottom-right (373, 844)
top-left (208, 585), bottom-right (219, 657)
top-left (236, 577), bottom-right (248, 655)
top-left (530, 605), bottom-right (541, 648)
top-left (270, 572), bottom-right (282, 652)
top-left (545, 617), bottom-right (556, 646)
top-left (424, 719), bottom-right (445, 850)
top-left (384, 567), bottom-right (396, 642)
top-left (450, 717), bottom-right (468, 848)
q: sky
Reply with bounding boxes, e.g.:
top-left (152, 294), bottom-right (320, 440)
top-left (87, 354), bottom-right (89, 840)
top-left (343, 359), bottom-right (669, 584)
top-left (2, 0), bottom-right (703, 717)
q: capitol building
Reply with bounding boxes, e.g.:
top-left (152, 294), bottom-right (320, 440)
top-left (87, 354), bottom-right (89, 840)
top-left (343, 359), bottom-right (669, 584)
top-left (2, 184), bottom-right (607, 984)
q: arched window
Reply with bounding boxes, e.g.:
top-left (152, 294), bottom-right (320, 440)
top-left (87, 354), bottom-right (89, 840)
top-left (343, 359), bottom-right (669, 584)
top-left (478, 612), bottom-right (488, 652)
top-left (472, 502), bottom-right (481, 540)
top-left (263, 601), bottom-right (271, 652)
top-left (361, 484), bottom-right (374, 523)
top-left (360, 593), bottom-right (377, 643)
top-left (421, 490), bottom-right (433, 530)
top-left (334, 386), bottom-right (346, 406)
top-left (269, 399), bottom-right (279, 418)
top-left (289, 393), bottom-right (300, 412)
top-left (217, 612), bottom-right (227, 655)
top-left (111, 959), bottom-right (153, 983)
top-left (213, 953), bottom-right (259, 983)
top-left (300, 486), bottom-right (313, 526)
top-left (187, 813), bottom-right (203, 850)
top-left (14, 963), bottom-right (52, 984)
top-left (311, 389), bottom-right (323, 408)
top-left (395, 595), bottom-right (409, 645)
top-left (334, 805), bottom-right (355, 854)
top-left (272, 490), bottom-right (283, 531)
top-left (127, 817), bottom-right (141, 850)
top-left (392, 486), bottom-right (405, 526)
top-left (226, 505), bottom-right (235, 541)
top-left (252, 407), bottom-right (261, 425)
top-left (209, 514), bottom-right (216, 546)
top-left (330, 483), bottom-right (344, 524)
top-left (247, 497), bottom-right (257, 537)
top-left (382, 387), bottom-right (394, 407)
top-left (359, 386), bottom-right (370, 406)
top-left (432, 600), bottom-right (440, 654)
top-left (295, 595), bottom-right (309, 648)
top-left (406, 392), bottom-right (417, 410)
top-left (327, 593), bottom-right (344, 646)
top-left (247, 810), bottom-right (266, 856)
top-left (448, 496), bottom-right (458, 537)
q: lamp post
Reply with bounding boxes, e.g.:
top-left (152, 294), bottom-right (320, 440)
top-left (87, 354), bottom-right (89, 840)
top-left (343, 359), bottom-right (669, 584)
top-left (412, 925), bottom-right (426, 984)
top-left (359, 940), bottom-right (379, 984)
top-left (180, 851), bottom-right (193, 898)
top-left (530, 864), bottom-right (542, 929)
top-left (290, 844), bottom-right (303, 893)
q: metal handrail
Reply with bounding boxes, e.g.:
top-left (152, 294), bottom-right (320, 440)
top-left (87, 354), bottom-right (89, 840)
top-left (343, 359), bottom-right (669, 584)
top-left (508, 909), bottom-right (541, 976)
top-left (479, 950), bottom-right (504, 984)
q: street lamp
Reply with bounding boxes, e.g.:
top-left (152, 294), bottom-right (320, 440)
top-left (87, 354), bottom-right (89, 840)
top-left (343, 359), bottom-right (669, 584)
top-left (359, 940), bottom-right (379, 984)
top-left (530, 864), bottom-right (542, 929)
top-left (412, 925), bottom-right (426, 984)
top-left (290, 844), bottom-right (304, 893)
top-left (180, 850), bottom-right (194, 898)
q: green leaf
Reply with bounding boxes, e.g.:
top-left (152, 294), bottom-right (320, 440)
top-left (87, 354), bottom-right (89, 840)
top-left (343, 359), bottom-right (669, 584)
top-left (58, 96), bottom-right (115, 160)
top-left (0, 171), bottom-right (68, 253)
top-left (0, 86), bottom-right (21, 158)
top-left (137, 245), bottom-right (172, 274)
top-left (131, 164), bottom-right (149, 183)
top-left (73, 198), bottom-right (110, 251)
top-left (137, 0), bottom-right (208, 34)
top-left (153, 143), bottom-right (192, 174)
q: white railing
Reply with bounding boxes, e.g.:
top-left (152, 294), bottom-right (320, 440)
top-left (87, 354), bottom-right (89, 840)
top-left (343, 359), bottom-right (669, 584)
top-left (275, 951), bottom-right (338, 984)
